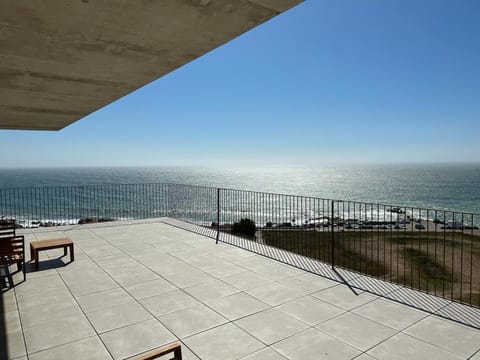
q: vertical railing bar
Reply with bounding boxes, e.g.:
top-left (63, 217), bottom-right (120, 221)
top-left (331, 200), bottom-right (335, 269)
top-left (451, 212), bottom-right (456, 301)
top-left (216, 188), bottom-right (220, 244)
top-left (469, 214), bottom-right (474, 306)
top-left (460, 212), bottom-right (464, 303)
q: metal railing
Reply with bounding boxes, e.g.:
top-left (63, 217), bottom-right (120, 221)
top-left (1, 183), bottom-right (479, 308)
top-left (0, 183), bottom-right (168, 227)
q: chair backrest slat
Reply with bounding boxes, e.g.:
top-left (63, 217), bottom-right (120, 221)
top-left (0, 220), bottom-right (16, 238)
top-left (0, 236), bottom-right (24, 263)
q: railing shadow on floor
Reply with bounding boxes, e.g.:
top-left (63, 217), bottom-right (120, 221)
top-left (161, 218), bottom-right (480, 330)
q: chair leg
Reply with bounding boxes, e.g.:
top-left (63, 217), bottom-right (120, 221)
top-left (1, 265), bottom-right (14, 289)
top-left (8, 268), bottom-right (14, 288)
top-left (174, 348), bottom-right (182, 360)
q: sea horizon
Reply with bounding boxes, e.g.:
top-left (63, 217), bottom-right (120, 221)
top-left (1, 163), bottom-right (479, 215)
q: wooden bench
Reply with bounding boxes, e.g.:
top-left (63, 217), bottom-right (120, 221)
top-left (135, 343), bottom-right (182, 360)
top-left (30, 238), bottom-right (74, 270)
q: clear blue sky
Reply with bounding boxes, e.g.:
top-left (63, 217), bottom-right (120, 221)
top-left (1, 0), bottom-right (479, 168)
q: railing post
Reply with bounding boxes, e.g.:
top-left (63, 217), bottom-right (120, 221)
top-left (331, 200), bottom-right (335, 269)
top-left (165, 183), bottom-right (169, 217)
top-left (216, 188), bottom-right (220, 244)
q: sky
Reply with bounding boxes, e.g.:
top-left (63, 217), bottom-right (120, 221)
top-left (1, 0), bottom-right (479, 168)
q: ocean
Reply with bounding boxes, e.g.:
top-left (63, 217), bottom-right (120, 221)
top-left (1, 164), bottom-right (479, 228)
top-left (1, 164), bottom-right (479, 211)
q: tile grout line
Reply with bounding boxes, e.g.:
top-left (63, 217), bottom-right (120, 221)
top-left (12, 285), bottom-right (30, 360)
top-left (81, 223), bottom-right (390, 359)
top-left (90, 224), bottom-right (324, 358)
top-left (20, 223), bottom-right (480, 360)
top-left (25, 235), bottom-right (117, 360)
top-left (26, 231), bottom-right (121, 358)
top-left (11, 230), bottom-right (46, 360)
top-left (165, 218), bottom-right (480, 330)
top-left (83, 225), bottom-right (211, 359)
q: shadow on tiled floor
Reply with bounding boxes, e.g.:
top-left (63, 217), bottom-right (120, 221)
top-left (164, 217), bottom-right (480, 330)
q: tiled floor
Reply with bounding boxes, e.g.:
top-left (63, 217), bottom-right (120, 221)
top-left (1, 219), bottom-right (479, 360)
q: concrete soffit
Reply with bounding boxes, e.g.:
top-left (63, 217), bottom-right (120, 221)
top-left (0, 0), bottom-right (303, 130)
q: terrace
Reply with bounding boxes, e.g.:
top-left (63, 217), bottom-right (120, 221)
top-left (2, 218), bottom-right (480, 360)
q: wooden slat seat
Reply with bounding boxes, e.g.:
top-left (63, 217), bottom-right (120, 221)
top-left (135, 343), bottom-right (182, 360)
top-left (30, 238), bottom-right (74, 270)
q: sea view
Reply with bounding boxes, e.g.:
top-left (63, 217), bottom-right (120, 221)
top-left (1, 164), bottom-right (479, 213)
top-left (2, 2), bottom-right (480, 359)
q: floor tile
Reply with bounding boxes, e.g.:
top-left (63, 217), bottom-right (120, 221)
top-left (20, 298), bottom-right (83, 329)
top-left (77, 287), bottom-right (134, 313)
top-left (23, 314), bottom-right (95, 354)
top-left (1, 291), bottom-right (18, 313)
top-left (4, 329), bottom-right (27, 359)
top-left (247, 282), bottom-right (307, 306)
top-left (110, 268), bottom-right (159, 287)
top-left (205, 292), bottom-right (269, 321)
top-left (183, 323), bottom-right (264, 360)
top-left (278, 272), bottom-right (336, 293)
top-left (158, 303), bottom-right (227, 338)
top-left (239, 347), bottom-right (288, 360)
top-left (404, 316), bottom-right (480, 358)
top-left (353, 354), bottom-right (378, 359)
top-left (235, 308), bottom-right (308, 345)
top-left (66, 276), bottom-right (118, 297)
top-left (277, 295), bottom-right (345, 326)
top-left (28, 336), bottom-right (111, 360)
top-left (124, 278), bottom-right (177, 300)
top-left (14, 274), bottom-right (65, 296)
top-left (4, 310), bottom-right (22, 333)
top-left (434, 302), bottom-right (480, 329)
top-left (316, 312), bottom-right (397, 351)
top-left (162, 269), bottom-right (215, 289)
top-left (100, 319), bottom-right (175, 360)
top-left (11, 222), bottom-right (480, 360)
top-left (312, 284), bottom-right (377, 310)
top-left (221, 271), bottom-right (273, 291)
top-left (471, 350), bottom-right (480, 360)
top-left (86, 301), bottom-right (152, 333)
top-left (368, 333), bottom-right (463, 360)
top-left (184, 280), bottom-right (238, 302)
top-left (273, 328), bottom-right (361, 360)
top-left (16, 285), bottom-right (74, 310)
top-left (353, 298), bottom-right (428, 330)
top-left (140, 290), bottom-right (200, 316)
top-left (250, 262), bottom-right (303, 282)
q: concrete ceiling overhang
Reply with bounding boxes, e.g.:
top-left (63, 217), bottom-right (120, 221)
top-left (0, 0), bottom-right (303, 131)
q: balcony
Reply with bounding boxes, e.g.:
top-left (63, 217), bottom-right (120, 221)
top-left (2, 218), bottom-right (479, 360)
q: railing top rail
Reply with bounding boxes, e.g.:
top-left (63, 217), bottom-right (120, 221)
top-left (0, 182), bottom-right (168, 191)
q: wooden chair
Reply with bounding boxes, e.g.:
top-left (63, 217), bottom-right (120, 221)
top-left (135, 343), bottom-right (182, 360)
top-left (0, 220), bottom-right (25, 282)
